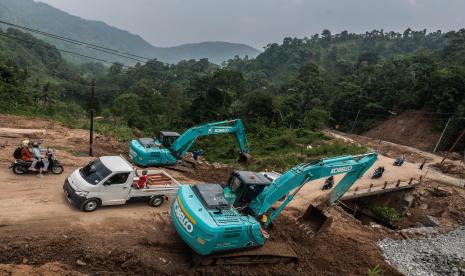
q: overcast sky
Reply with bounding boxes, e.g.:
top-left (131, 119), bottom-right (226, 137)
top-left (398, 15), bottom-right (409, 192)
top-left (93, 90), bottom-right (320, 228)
top-left (37, 0), bottom-right (465, 49)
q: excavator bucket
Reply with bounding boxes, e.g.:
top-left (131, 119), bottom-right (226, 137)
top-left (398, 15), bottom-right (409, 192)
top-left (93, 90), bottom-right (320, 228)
top-left (301, 204), bottom-right (333, 234)
top-left (239, 152), bottom-right (252, 166)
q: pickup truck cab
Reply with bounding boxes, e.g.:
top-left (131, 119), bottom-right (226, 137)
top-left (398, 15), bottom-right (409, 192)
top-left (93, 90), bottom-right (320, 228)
top-left (63, 156), bottom-right (180, 212)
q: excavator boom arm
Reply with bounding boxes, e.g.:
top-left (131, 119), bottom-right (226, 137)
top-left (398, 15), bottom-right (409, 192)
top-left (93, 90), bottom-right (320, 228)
top-left (249, 153), bottom-right (377, 222)
top-left (170, 119), bottom-right (250, 158)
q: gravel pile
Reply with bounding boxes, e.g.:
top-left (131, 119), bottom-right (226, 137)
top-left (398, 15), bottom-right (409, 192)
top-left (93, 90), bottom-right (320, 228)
top-left (379, 226), bottom-right (465, 276)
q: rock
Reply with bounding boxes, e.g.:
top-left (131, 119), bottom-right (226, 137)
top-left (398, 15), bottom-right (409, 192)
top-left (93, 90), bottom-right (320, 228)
top-left (423, 216), bottom-right (440, 227)
top-left (369, 222), bottom-right (382, 228)
top-left (379, 225), bottom-right (465, 276)
top-left (432, 187), bottom-right (451, 197)
top-left (400, 226), bottom-right (438, 236)
top-left (419, 203), bottom-right (428, 210)
top-left (22, 258), bottom-right (28, 264)
top-left (402, 194), bottom-right (415, 207)
top-left (76, 260), bottom-right (87, 266)
top-left (447, 152), bottom-right (463, 161)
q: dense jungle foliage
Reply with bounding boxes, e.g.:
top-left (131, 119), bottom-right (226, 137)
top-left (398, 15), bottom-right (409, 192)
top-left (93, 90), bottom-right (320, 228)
top-left (1, 27), bottom-right (464, 168)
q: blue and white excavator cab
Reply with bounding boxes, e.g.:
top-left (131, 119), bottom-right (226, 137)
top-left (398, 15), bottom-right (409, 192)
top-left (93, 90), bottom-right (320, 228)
top-left (171, 153), bottom-right (378, 265)
top-left (129, 119), bottom-right (251, 169)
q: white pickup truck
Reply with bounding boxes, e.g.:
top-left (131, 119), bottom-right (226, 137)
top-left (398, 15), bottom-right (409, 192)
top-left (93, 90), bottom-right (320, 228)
top-left (63, 156), bottom-right (180, 212)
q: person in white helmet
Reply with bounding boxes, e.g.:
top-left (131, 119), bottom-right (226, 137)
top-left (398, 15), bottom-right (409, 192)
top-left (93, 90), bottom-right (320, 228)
top-left (29, 142), bottom-right (43, 176)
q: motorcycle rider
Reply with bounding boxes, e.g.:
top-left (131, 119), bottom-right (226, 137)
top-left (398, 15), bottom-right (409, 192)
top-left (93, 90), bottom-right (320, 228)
top-left (29, 142), bottom-right (49, 177)
top-left (29, 142), bottom-right (41, 171)
top-left (373, 166), bottom-right (385, 178)
top-left (322, 176), bottom-right (334, 190)
top-left (20, 140), bottom-right (33, 161)
top-left (394, 154), bottom-right (405, 166)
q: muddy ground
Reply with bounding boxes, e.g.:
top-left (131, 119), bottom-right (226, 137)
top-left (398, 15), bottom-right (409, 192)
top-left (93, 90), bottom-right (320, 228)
top-left (1, 115), bottom-right (465, 275)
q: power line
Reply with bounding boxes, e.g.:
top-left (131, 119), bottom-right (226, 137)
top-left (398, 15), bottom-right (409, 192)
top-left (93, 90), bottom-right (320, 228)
top-left (0, 19), bottom-right (149, 63)
top-left (0, 32), bottom-right (131, 68)
top-left (0, 19), bottom-right (148, 62)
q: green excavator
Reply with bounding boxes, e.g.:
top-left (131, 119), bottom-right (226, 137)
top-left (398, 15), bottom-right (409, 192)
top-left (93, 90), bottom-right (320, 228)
top-left (129, 119), bottom-right (251, 170)
top-left (171, 152), bottom-right (377, 264)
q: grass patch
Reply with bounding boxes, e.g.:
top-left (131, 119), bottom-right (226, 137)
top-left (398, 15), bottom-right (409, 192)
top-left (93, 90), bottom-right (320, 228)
top-left (371, 206), bottom-right (401, 224)
top-left (196, 127), bottom-right (368, 171)
top-left (368, 265), bottom-right (384, 276)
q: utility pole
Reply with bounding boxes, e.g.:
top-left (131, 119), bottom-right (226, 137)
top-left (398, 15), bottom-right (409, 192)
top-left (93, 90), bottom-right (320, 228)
top-left (433, 117), bottom-right (451, 153)
top-left (350, 109), bottom-right (360, 134)
top-left (89, 79), bottom-right (95, 157)
top-left (441, 127), bottom-right (465, 165)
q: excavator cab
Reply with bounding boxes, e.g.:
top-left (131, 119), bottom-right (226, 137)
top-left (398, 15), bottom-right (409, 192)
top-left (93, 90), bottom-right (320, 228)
top-left (226, 171), bottom-right (272, 207)
top-left (159, 131), bottom-right (180, 148)
top-left (225, 170), bottom-right (331, 233)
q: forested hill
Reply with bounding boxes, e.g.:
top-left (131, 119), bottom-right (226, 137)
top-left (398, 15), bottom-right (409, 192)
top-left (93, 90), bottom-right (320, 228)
top-left (226, 29), bottom-right (450, 84)
top-left (0, 0), bottom-right (260, 64)
top-left (1, 27), bottom-right (464, 162)
top-left (0, 28), bottom-right (107, 80)
top-left (91, 28), bottom-right (465, 150)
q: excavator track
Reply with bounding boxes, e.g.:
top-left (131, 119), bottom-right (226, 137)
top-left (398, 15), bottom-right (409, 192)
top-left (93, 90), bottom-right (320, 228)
top-left (192, 241), bottom-right (298, 266)
top-left (165, 160), bottom-right (196, 173)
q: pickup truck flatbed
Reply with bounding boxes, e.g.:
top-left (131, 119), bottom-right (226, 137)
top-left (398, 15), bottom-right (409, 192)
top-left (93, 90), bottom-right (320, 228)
top-left (64, 156), bottom-right (180, 212)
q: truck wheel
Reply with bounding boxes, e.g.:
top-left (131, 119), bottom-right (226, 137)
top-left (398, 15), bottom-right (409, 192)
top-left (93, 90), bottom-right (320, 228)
top-left (149, 196), bottom-right (164, 207)
top-left (81, 199), bottom-right (99, 212)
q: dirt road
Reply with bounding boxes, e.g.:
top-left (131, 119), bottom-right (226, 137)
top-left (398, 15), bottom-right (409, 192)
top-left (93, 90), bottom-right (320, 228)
top-left (325, 130), bottom-right (465, 188)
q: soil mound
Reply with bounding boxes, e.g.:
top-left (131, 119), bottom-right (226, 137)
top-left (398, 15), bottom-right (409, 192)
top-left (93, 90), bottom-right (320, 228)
top-left (431, 162), bottom-right (465, 179)
top-left (365, 111), bottom-right (440, 152)
top-left (0, 262), bottom-right (83, 275)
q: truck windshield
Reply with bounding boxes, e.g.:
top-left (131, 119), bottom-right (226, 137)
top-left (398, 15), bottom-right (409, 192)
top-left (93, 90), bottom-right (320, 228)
top-left (79, 159), bottom-right (111, 185)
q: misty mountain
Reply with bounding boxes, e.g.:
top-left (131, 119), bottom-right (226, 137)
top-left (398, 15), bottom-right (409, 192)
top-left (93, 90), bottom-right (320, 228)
top-left (0, 0), bottom-right (260, 65)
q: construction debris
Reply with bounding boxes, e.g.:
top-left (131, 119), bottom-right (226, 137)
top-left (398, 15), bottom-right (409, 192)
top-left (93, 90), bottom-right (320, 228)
top-left (379, 225), bottom-right (465, 276)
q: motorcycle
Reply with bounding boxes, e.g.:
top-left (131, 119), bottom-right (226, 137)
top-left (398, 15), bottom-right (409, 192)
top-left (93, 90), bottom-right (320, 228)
top-left (322, 176), bottom-right (334, 190)
top-left (371, 166), bottom-right (385, 179)
top-left (10, 153), bottom-right (64, 175)
top-left (393, 158), bottom-right (404, 166)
